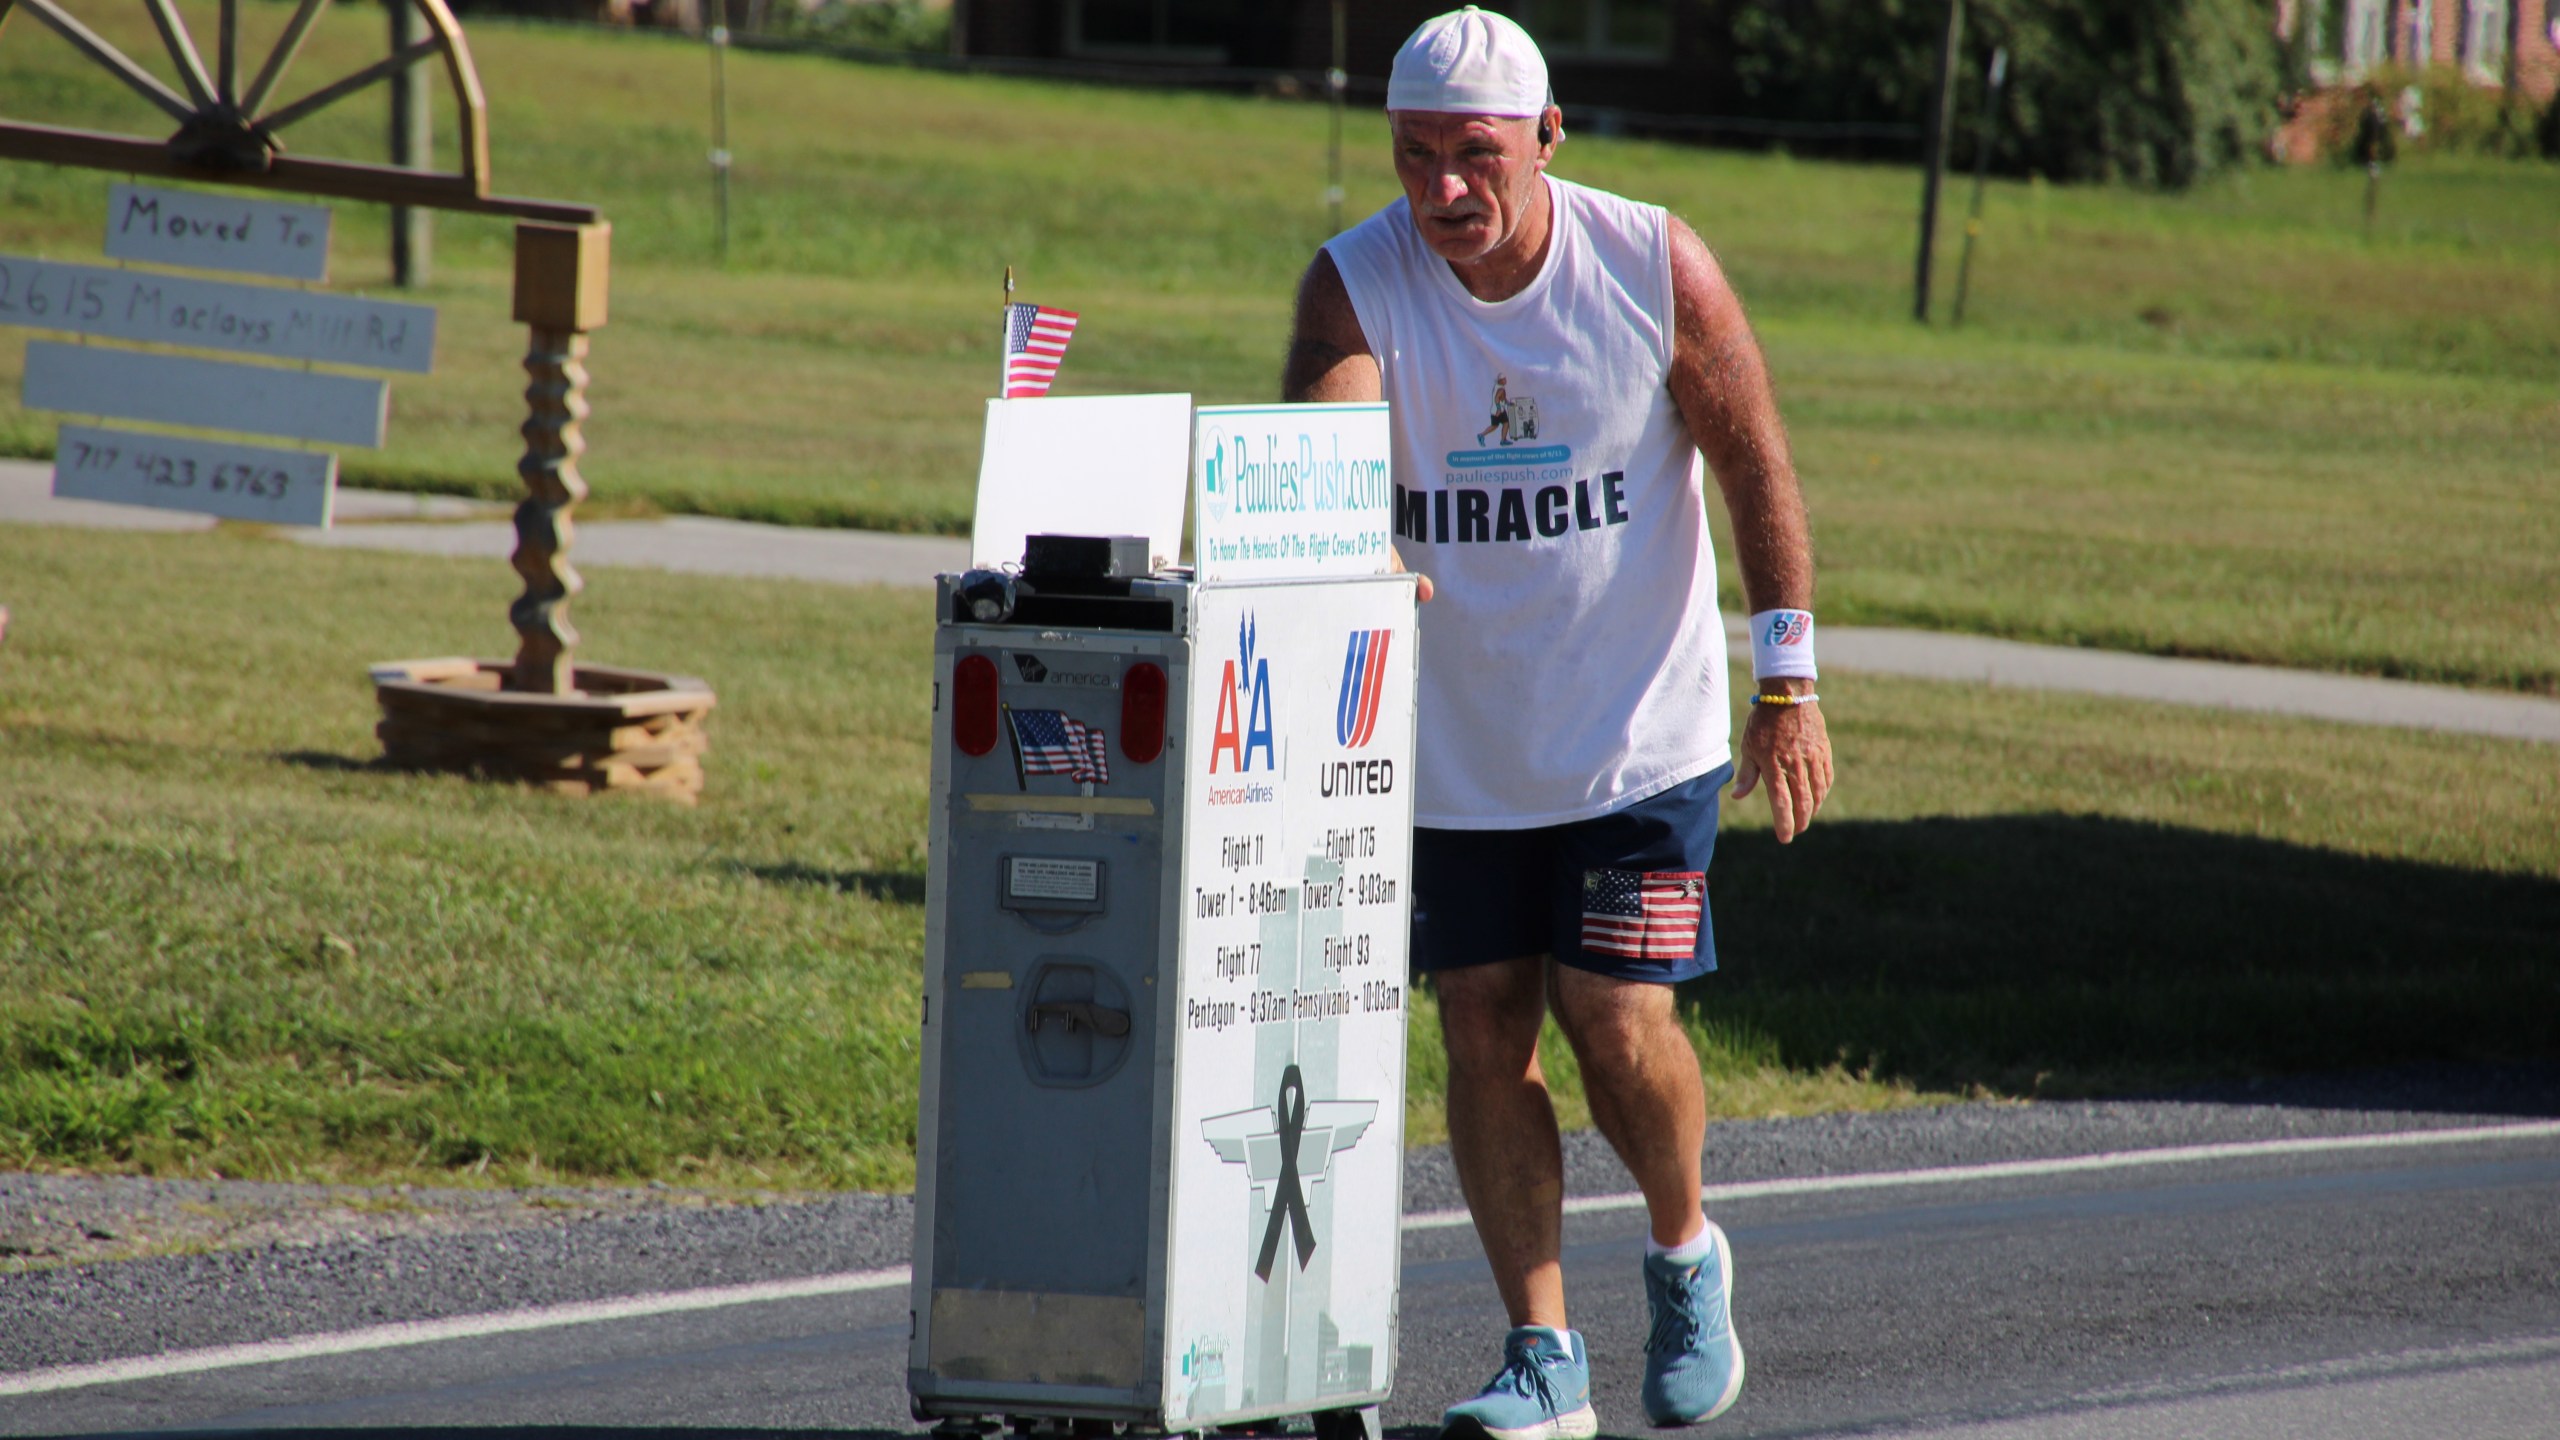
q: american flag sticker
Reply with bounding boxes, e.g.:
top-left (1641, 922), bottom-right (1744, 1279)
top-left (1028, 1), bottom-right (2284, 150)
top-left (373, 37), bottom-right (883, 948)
top-left (1001, 301), bottom-right (1079, 399)
top-left (1006, 705), bottom-right (1110, 786)
top-left (1581, 869), bottom-right (1705, 961)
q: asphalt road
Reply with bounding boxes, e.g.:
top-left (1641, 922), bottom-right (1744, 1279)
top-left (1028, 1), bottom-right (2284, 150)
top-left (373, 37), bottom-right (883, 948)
top-left (6, 1081), bottom-right (2556, 1440)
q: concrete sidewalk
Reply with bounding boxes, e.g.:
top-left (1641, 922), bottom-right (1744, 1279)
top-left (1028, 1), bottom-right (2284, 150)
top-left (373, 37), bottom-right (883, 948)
top-left (6, 460), bottom-right (2556, 745)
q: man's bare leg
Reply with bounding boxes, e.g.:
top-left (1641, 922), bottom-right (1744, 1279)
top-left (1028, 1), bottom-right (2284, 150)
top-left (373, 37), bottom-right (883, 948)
top-left (1435, 955), bottom-right (1569, 1329)
top-left (1549, 965), bottom-right (1707, 1247)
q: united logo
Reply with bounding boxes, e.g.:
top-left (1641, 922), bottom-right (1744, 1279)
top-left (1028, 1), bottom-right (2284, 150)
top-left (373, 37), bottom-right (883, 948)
top-left (1335, 629), bottom-right (1391, 749)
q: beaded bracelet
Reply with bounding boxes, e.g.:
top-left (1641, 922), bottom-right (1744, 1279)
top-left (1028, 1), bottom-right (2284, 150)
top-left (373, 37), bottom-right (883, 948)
top-left (1749, 692), bottom-right (1819, 707)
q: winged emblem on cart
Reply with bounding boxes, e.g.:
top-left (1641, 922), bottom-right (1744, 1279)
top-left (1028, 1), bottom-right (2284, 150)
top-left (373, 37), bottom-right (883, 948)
top-left (1199, 1097), bottom-right (1377, 1180)
top-left (1201, 1066), bottom-right (1378, 1278)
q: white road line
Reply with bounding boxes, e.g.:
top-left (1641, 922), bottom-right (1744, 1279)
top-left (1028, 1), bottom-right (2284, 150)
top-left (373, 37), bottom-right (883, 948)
top-left (6, 1120), bottom-right (2557, 1398)
top-left (1404, 1118), bottom-right (2560, 1230)
top-left (0, 1267), bottom-right (909, 1399)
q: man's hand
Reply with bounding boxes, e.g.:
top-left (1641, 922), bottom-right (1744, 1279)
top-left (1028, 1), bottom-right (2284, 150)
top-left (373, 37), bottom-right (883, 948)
top-left (1731, 696), bottom-right (1831, 843)
top-left (1387, 547), bottom-right (1434, 603)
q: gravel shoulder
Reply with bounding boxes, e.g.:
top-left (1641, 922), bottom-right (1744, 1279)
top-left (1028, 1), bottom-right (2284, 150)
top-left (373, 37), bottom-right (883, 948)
top-left (4, 1062), bottom-right (2553, 1376)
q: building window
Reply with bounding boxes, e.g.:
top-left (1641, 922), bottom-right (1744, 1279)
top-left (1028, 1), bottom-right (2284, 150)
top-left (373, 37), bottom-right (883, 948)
top-left (1066, 0), bottom-right (1237, 63)
top-left (1513, 0), bottom-right (1672, 61)
top-left (2462, 0), bottom-right (2511, 81)
top-left (2305, 0), bottom-right (2374, 81)
top-left (2317, 0), bottom-right (2389, 76)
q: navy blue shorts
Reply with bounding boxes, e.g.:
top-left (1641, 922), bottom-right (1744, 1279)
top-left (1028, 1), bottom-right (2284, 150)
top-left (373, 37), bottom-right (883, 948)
top-left (1409, 764), bottom-right (1733, 985)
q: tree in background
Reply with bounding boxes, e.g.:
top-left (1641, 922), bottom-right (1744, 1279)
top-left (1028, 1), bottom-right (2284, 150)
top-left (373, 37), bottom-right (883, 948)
top-left (1715, 0), bottom-right (2285, 187)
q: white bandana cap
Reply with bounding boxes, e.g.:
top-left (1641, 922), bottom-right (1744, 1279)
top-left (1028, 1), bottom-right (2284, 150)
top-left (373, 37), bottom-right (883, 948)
top-left (1386, 6), bottom-right (1551, 118)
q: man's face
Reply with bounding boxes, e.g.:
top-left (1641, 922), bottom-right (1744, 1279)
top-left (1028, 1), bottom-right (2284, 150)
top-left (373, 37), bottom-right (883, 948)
top-left (1389, 110), bottom-right (1551, 268)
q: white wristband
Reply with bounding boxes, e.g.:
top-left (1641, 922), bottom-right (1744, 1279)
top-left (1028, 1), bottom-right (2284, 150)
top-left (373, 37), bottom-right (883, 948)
top-left (1749, 609), bottom-right (1817, 680)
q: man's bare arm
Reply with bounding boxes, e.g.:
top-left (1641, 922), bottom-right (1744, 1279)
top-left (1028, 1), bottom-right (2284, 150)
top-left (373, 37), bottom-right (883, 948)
top-left (1665, 217), bottom-right (1831, 841)
top-left (1283, 252), bottom-right (1383, 403)
top-left (1282, 251), bottom-right (1427, 599)
top-left (1666, 220), bottom-right (1811, 615)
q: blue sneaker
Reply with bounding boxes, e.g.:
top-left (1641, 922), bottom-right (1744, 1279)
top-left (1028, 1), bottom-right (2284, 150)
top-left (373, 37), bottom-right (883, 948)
top-left (1641, 1220), bottom-right (1745, 1425)
top-left (1440, 1325), bottom-right (1599, 1440)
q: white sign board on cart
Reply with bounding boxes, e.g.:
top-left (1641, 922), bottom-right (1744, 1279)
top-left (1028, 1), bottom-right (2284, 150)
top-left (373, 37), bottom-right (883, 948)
top-left (970, 392), bottom-right (1192, 570)
top-left (1192, 402), bottom-right (1393, 582)
top-left (1161, 575), bottom-right (1416, 1425)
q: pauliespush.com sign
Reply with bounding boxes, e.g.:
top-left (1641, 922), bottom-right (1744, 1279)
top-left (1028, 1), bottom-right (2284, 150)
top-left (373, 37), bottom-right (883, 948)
top-left (1193, 404), bottom-right (1392, 581)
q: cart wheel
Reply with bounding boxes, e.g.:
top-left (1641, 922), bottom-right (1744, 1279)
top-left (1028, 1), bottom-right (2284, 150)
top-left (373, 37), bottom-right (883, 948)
top-left (929, 1418), bottom-right (995, 1439)
top-left (1311, 1406), bottom-right (1381, 1440)
top-left (2, 0), bottom-right (495, 187)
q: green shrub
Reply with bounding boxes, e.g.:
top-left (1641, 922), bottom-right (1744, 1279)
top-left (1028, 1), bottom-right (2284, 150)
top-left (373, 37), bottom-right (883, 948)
top-left (1716, 0), bottom-right (2285, 188)
top-left (765, 0), bottom-right (950, 53)
top-left (2330, 66), bottom-right (2551, 159)
top-left (2292, 68), bottom-right (2559, 162)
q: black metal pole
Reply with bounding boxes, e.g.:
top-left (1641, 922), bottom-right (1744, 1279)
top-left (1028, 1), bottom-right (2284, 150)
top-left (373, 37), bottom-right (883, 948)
top-left (1913, 0), bottom-right (1964, 324)
top-left (388, 0), bottom-right (431, 287)
top-left (710, 20), bottom-right (732, 262)
top-left (1951, 46), bottom-right (2006, 328)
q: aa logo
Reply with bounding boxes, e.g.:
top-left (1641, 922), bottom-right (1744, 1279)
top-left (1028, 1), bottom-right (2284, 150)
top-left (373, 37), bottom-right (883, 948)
top-left (1210, 612), bottom-right (1275, 774)
top-left (1335, 629), bottom-right (1390, 748)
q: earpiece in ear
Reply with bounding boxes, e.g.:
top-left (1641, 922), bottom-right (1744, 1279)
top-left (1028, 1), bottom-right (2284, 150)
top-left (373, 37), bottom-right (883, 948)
top-left (1538, 119), bottom-right (1555, 146)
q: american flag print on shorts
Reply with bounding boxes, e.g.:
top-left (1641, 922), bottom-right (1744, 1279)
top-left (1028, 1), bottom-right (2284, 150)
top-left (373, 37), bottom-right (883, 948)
top-left (1581, 869), bottom-right (1706, 961)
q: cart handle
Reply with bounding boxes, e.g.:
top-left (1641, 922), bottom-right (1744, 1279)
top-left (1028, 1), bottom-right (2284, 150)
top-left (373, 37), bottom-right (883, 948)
top-left (1026, 1001), bottom-right (1130, 1038)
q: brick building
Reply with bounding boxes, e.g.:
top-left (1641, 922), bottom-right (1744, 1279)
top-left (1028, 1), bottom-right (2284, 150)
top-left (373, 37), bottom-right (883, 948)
top-left (2277, 0), bottom-right (2559, 99)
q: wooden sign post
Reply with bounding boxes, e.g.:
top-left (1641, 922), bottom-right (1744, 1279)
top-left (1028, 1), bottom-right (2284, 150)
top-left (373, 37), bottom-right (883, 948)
top-left (1, 0), bottom-right (715, 801)
top-left (510, 220), bottom-right (608, 698)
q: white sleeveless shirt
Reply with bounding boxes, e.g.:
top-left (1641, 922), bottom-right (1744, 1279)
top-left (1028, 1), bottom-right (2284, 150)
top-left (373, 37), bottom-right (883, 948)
top-left (1325, 175), bottom-right (1727, 829)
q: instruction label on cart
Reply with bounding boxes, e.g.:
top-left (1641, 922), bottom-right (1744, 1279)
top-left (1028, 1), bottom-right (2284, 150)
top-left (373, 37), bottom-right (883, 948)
top-left (1007, 856), bottom-right (1100, 903)
top-left (1193, 403), bottom-right (1392, 582)
top-left (1166, 576), bottom-right (1417, 1425)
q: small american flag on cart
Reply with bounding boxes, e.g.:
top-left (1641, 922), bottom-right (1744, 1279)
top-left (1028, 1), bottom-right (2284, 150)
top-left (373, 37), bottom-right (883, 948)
top-left (1007, 706), bottom-right (1110, 785)
top-left (1001, 301), bottom-right (1079, 399)
top-left (1581, 869), bottom-right (1705, 961)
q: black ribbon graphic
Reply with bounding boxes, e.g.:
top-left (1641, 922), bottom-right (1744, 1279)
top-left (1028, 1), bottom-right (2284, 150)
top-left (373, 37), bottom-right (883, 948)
top-left (1254, 1064), bottom-right (1318, 1281)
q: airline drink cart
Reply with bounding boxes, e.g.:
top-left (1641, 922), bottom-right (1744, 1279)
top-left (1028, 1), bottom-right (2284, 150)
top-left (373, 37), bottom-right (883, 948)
top-left (908, 400), bottom-right (1413, 1440)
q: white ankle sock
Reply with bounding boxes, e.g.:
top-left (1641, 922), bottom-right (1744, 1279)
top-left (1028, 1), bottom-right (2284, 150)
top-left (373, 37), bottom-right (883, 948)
top-left (1646, 1215), bottom-right (1713, 1265)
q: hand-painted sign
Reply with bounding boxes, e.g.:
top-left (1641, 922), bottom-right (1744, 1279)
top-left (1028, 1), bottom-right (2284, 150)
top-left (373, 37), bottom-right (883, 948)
top-left (51, 423), bottom-right (336, 527)
top-left (102, 184), bottom-right (332, 283)
top-left (25, 341), bottom-right (388, 448)
top-left (0, 253), bottom-right (434, 373)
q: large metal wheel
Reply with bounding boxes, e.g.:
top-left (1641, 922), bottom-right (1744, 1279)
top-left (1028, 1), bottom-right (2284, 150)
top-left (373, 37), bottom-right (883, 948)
top-left (0, 0), bottom-right (592, 220)
top-left (0, 0), bottom-right (485, 178)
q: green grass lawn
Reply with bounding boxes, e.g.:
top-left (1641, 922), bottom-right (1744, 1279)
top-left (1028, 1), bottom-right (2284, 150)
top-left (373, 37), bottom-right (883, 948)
top-left (1, 10), bottom-right (2554, 689)
top-left (4, 525), bottom-right (2553, 1189)
top-left (3, 8), bottom-right (2556, 1194)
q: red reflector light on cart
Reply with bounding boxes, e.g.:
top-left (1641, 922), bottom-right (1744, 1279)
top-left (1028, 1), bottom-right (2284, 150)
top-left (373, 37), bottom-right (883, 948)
top-left (953, 653), bottom-right (1000, 756)
top-left (1121, 662), bottom-right (1167, 764)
